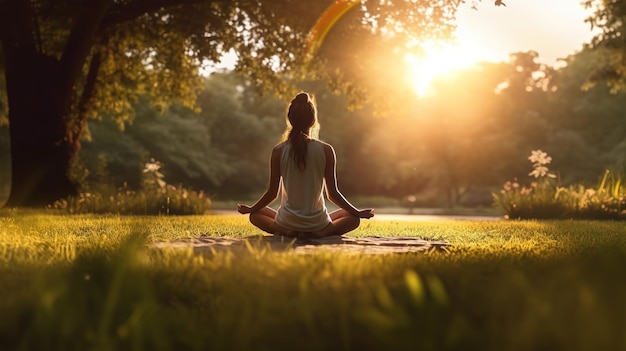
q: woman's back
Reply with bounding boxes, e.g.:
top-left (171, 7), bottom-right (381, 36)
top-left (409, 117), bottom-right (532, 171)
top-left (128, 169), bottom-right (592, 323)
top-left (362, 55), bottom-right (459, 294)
top-left (275, 139), bottom-right (331, 231)
top-left (237, 91), bottom-right (373, 238)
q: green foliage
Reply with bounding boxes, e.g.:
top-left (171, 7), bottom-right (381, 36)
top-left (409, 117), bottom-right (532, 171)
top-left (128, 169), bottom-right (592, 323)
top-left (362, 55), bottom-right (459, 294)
top-left (494, 150), bottom-right (626, 220)
top-left (1, 212), bottom-right (626, 350)
top-left (2, 0), bottom-right (478, 207)
top-left (4, 20), bottom-right (626, 207)
top-left (54, 159), bottom-right (211, 215)
top-left (73, 49), bottom-right (626, 206)
top-left (583, 0), bottom-right (626, 92)
top-left (79, 72), bottom-right (285, 198)
top-left (1, 0), bottom-right (468, 129)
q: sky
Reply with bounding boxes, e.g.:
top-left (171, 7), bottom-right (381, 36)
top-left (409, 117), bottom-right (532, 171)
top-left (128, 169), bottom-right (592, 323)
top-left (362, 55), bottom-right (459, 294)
top-left (209, 0), bottom-right (597, 72)
top-left (453, 0), bottom-right (596, 67)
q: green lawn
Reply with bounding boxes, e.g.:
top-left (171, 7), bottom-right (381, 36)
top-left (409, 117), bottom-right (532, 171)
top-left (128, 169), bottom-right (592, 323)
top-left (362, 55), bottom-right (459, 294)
top-left (1, 209), bottom-right (625, 350)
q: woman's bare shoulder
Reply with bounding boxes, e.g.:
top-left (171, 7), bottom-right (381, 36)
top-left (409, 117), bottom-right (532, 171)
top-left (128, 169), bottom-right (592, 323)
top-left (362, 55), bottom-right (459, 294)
top-left (273, 141), bottom-right (287, 151)
top-left (270, 143), bottom-right (285, 158)
top-left (316, 139), bottom-right (333, 149)
top-left (318, 141), bottom-right (335, 158)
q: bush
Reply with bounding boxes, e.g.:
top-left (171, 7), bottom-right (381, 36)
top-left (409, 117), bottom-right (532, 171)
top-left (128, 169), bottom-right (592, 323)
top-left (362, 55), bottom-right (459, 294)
top-left (53, 159), bottom-right (211, 215)
top-left (494, 150), bottom-right (626, 220)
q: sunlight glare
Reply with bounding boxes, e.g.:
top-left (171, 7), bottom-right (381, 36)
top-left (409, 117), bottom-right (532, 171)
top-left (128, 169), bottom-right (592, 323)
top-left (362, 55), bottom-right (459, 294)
top-left (405, 42), bottom-right (482, 98)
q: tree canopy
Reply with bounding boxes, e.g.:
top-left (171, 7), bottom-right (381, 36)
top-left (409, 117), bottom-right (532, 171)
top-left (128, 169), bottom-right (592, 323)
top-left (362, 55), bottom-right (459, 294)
top-left (3, 3), bottom-right (626, 208)
top-left (583, 0), bottom-right (626, 92)
top-left (60, 45), bottom-right (624, 209)
top-left (0, 0), bottom-right (473, 206)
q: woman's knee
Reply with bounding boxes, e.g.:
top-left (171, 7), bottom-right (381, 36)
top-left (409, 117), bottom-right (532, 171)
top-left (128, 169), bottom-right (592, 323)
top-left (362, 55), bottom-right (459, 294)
top-left (249, 212), bottom-right (277, 234)
top-left (330, 209), bottom-right (358, 221)
top-left (333, 214), bottom-right (360, 229)
top-left (350, 215), bottom-right (361, 229)
top-left (249, 212), bottom-right (262, 226)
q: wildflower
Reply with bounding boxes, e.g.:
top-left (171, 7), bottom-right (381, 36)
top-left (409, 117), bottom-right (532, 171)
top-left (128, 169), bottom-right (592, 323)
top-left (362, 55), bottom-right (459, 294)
top-left (529, 165), bottom-right (550, 178)
top-left (143, 158), bottom-right (162, 173)
top-left (528, 149), bottom-right (552, 165)
top-left (529, 165), bottom-right (557, 179)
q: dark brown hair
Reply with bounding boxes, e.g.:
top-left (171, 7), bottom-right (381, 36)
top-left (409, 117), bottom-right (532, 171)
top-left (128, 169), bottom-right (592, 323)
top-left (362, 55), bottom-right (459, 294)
top-left (284, 92), bottom-right (318, 170)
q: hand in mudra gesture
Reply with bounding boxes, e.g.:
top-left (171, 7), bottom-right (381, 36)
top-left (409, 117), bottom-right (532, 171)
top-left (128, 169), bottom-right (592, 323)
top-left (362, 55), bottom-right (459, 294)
top-left (357, 209), bottom-right (375, 219)
top-left (237, 204), bottom-right (252, 214)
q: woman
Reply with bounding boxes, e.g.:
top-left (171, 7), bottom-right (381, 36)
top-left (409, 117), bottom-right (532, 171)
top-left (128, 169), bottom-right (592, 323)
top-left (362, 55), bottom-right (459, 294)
top-left (237, 92), bottom-right (374, 238)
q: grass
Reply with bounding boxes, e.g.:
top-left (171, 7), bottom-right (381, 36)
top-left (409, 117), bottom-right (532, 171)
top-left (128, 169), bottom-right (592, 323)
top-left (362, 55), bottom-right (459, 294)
top-left (1, 209), bottom-right (625, 350)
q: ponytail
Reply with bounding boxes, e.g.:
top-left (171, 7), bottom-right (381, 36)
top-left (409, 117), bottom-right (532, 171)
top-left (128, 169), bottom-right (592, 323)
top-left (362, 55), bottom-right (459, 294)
top-left (285, 92), bottom-right (317, 171)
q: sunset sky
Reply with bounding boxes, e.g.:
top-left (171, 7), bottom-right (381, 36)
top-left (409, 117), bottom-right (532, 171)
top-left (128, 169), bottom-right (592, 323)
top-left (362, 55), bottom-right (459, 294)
top-left (402, 1), bottom-right (598, 97)
top-left (454, 0), bottom-right (596, 66)
top-left (211, 0), bottom-right (596, 73)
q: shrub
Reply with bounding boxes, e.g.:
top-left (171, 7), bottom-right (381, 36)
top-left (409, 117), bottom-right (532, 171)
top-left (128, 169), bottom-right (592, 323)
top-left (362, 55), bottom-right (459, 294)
top-left (494, 150), bottom-right (626, 220)
top-left (53, 159), bottom-right (211, 215)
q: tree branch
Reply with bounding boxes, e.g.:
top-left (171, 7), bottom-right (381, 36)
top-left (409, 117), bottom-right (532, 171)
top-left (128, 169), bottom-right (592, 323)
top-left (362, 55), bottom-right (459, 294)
top-left (100, 0), bottom-right (209, 29)
top-left (59, 0), bottom-right (112, 102)
top-left (70, 51), bottom-right (102, 146)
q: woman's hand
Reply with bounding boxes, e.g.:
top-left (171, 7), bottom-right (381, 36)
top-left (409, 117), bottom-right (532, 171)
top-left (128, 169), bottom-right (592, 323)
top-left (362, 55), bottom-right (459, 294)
top-left (357, 209), bottom-right (375, 219)
top-left (237, 204), bottom-right (252, 214)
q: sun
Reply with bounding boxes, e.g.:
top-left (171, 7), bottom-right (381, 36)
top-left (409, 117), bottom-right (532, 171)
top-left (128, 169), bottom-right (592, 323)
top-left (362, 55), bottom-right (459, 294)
top-left (404, 42), bottom-right (483, 98)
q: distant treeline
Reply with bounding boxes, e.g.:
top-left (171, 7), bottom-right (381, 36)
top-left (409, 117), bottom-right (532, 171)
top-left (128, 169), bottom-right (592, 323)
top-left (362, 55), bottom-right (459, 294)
top-left (1, 49), bottom-right (625, 207)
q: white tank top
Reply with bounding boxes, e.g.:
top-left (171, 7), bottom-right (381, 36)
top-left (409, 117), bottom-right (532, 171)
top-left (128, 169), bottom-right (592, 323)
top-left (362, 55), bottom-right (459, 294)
top-left (274, 140), bottom-right (331, 232)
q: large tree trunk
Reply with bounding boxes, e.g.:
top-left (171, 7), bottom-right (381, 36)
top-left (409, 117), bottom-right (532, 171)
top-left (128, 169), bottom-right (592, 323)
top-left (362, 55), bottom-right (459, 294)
top-left (1, 0), bottom-right (112, 207)
top-left (4, 51), bottom-right (78, 207)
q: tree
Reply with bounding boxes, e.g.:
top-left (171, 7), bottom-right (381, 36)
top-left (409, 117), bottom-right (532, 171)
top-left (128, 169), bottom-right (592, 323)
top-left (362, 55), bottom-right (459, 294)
top-left (0, 0), bottom-right (303, 206)
top-left (583, 0), bottom-right (626, 92)
top-left (0, 0), bottom-right (481, 207)
top-left (548, 48), bottom-right (626, 179)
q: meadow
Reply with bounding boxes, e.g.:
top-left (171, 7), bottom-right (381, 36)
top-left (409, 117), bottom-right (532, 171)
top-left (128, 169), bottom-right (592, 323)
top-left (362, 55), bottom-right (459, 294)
top-left (1, 209), bottom-right (625, 350)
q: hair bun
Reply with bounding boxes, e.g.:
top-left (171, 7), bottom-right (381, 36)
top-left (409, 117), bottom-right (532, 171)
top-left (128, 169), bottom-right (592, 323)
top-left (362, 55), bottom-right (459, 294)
top-left (293, 92), bottom-right (309, 104)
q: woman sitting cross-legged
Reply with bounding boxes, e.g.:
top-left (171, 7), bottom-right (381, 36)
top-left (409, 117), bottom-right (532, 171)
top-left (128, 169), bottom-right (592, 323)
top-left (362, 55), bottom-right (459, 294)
top-left (237, 92), bottom-right (374, 239)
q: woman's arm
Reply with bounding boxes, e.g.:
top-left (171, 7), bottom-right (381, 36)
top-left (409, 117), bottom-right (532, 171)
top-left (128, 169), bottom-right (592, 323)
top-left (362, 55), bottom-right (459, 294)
top-left (323, 143), bottom-right (374, 219)
top-left (237, 145), bottom-right (282, 214)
